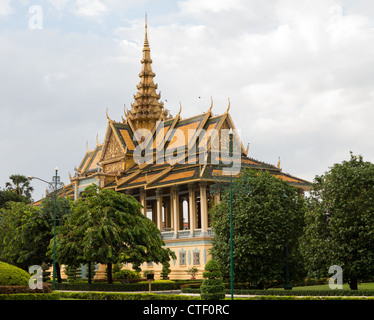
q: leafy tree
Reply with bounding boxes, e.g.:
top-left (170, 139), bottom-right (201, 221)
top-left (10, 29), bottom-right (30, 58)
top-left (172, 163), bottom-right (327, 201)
top-left (0, 189), bottom-right (30, 209)
top-left (210, 169), bottom-right (305, 289)
top-left (0, 196), bottom-right (70, 275)
top-left (5, 174), bottom-right (34, 200)
top-left (54, 184), bottom-right (175, 283)
top-left (0, 202), bottom-right (38, 269)
top-left (301, 153), bottom-right (374, 290)
top-left (200, 259), bottom-right (226, 300)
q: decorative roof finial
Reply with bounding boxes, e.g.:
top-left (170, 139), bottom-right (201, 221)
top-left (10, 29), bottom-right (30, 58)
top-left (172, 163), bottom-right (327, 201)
top-left (226, 97), bottom-right (231, 113)
top-left (245, 143), bottom-right (250, 155)
top-left (178, 102), bottom-right (182, 116)
top-left (96, 134), bottom-right (102, 146)
top-left (209, 96), bottom-right (213, 112)
top-left (106, 107), bottom-right (113, 122)
top-left (144, 12), bottom-right (149, 48)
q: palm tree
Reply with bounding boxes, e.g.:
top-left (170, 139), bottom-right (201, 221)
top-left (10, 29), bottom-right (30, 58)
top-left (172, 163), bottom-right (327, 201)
top-left (5, 174), bottom-right (34, 199)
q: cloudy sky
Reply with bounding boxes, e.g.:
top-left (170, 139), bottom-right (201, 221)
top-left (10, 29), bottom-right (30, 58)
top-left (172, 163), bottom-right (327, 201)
top-left (1, 0), bottom-right (373, 200)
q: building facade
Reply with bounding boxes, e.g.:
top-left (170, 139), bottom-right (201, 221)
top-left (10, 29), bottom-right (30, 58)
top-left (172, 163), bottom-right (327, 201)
top-left (59, 20), bottom-right (311, 280)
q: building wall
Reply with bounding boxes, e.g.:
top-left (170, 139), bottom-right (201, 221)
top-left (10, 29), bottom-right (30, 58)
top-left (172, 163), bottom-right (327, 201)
top-left (95, 237), bottom-right (213, 280)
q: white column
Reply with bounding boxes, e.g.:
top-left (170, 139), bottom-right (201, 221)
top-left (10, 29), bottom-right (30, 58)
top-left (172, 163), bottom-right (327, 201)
top-left (171, 186), bottom-right (179, 238)
top-left (170, 192), bottom-right (174, 231)
top-left (140, 188), bottom-right (147, 216)
top-left (199, 182), bottom-right (208, 236)
top-left (188, 183), bottom-right (196, 236)
top-left (156, 188), bottom-right (163, 231)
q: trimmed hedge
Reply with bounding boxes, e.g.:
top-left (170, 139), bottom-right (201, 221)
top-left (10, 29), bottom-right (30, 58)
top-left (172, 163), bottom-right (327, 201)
top-left (200, 260), bottom-right (225, 300)
top-left (180, 283), bottom-right (201, 289)
top-left (59, 291), bottom-right (200, 300)
top-left (0, 262), bottom-right (30, 286)
top-left (58, 292), bottom-right (374, 301)
top-left (234, 295), bottom-right (374, 301)
top-left (0, 283), bottom-right (52, 294)
top-left (181, 287), bottom-right (374, 297)
top-left (0, 293), bottom-right (61, 300)
top-left (55, 280), bottom-right (179, 292)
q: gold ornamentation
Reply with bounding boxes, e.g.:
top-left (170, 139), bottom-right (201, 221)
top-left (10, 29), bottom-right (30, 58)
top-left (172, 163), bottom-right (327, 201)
top-left (103, 133), bottom-right (123, 162)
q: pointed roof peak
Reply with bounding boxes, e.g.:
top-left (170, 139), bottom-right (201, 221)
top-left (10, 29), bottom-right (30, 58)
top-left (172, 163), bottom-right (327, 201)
top-left (144, 13), bottom-right (149, 49)
top-left (126, 15), bottom-right (172, 130)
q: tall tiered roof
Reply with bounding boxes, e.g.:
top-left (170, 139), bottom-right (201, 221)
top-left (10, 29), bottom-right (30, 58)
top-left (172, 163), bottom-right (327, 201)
top-left (125, 15), bottom-right (171, 131)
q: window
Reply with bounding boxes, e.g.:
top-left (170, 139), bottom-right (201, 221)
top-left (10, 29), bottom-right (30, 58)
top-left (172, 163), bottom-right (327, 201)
top-left (180, 252), bottom-right (186, 265)
top-left (193, 252), bottom-right (200, 265)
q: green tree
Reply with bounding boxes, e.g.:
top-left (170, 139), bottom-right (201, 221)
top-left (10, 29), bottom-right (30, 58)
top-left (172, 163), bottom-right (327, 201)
top-left (0, 196), bottom-right (70, 274)
top-left (200, 259), bottom-right (225, 300)
top-left (210, 169), bottom-right (305, 289)
top-left (301, 153), bottom-right (374, 290)
top-left (5, 174), bottom-right (34, 200)
top-left (0, 189), bottom-right (30, 209)
top-left (54, 184), bottom-right (175, 283)
top-left (0, 202), bottom-right (37, 269)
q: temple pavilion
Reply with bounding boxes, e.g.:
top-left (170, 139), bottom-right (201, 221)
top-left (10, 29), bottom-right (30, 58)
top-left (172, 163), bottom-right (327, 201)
top-left (57, 19), bottom-right (311, 280)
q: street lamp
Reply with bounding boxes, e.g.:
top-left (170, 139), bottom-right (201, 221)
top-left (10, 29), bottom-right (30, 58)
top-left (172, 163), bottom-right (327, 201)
top-left (28, 167), bottom-right (60, 290)
top-left (229, 128), bottom-right (234, 300)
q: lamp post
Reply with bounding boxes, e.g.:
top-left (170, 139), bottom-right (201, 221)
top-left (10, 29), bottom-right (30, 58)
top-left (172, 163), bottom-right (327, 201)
top-left (229, 128), bottom-right (234, 300)
top-left (28, 167), bottom-right (60, 290)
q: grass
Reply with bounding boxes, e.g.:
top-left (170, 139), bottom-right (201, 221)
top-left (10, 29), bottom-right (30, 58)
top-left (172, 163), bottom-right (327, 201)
top-left (273, 282), bottom-right (374, 291)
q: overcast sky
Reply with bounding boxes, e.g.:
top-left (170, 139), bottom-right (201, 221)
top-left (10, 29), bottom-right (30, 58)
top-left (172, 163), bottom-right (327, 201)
top-left (1, 0), bottom-right (373, 201)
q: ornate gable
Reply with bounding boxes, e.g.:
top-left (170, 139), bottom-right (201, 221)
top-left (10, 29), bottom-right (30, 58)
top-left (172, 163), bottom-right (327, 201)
top-left (100, 123), bottom-right (126, 174)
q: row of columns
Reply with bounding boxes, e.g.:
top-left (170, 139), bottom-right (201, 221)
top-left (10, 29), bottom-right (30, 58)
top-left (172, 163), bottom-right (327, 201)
top-left (139, 183), bottom-right (213, 238)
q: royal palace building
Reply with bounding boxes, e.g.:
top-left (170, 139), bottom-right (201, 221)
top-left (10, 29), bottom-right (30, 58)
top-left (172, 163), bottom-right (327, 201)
top-left (51, 19), bottom-right (311, 280)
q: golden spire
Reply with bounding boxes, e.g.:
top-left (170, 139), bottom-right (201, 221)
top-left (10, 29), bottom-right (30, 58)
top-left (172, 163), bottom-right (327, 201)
top-left (126, 14), bottom-right (171, 131)
top-left (144, 13), bottom-right (149, 48)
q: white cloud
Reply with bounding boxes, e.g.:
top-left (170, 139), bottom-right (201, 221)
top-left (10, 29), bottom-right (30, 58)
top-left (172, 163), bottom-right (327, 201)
top-left (0, 0), bottom-right (12, 16)
top-left (75, 0), bottom-right (108, 17)
top-left (1, 0), bottom-right (374, 199)
top-left (46, 0), bottom-right (71, 10)
top-left (179, 0), bottom-right (245, 14)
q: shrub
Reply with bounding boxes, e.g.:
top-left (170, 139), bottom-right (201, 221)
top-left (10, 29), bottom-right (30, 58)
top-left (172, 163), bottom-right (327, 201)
top-left (0, 283), bottom-right (52, 294)
top-left (200, 260), bottom-right (225, 300)
top-left (161, 261), bottom-right (171, 280)
top-left (58, 291), bottom-right (200, 300)
top-left (187, 267), bottom-right (198, 280)
top-left (0, 292), bottom-right (60, 300)
top-left (180, 283), bottom-right (201, 289)
top-left (41, 263), bottom-right (51, 282)
top-left (65, 265), bottom-right (82, 283)
top-left (55, 280), bottom-right (179, 292)
top-left (113, 269), bottom-right (141, 280)
top-left (0, 261), bottom-right (30, 286)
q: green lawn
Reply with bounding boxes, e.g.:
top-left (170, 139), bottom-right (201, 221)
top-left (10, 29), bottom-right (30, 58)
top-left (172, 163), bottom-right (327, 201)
top-left (273, 282), bottom-right (374, 291)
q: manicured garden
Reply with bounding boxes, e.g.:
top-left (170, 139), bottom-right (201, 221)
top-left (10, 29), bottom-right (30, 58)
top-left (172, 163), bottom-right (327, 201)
top-left (4, 259), bottom-right (374, 301)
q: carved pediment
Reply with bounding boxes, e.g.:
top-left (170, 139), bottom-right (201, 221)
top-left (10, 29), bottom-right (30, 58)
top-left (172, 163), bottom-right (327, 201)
top-left (102, 132), bottom-right (124, 162)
